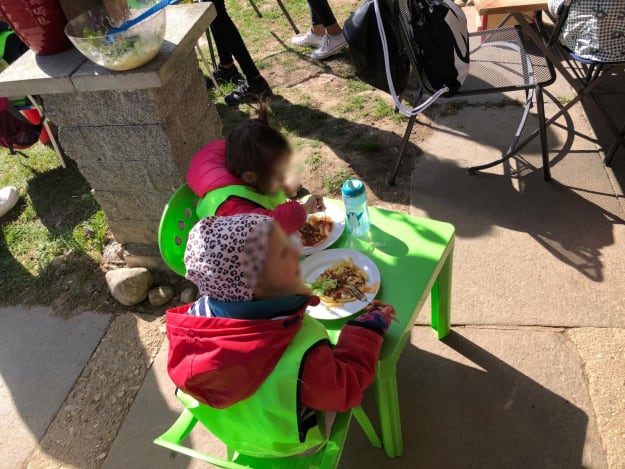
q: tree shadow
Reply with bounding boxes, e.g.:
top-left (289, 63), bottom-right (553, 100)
top-left (215, 94), bottom-right (422, 205)
top-left (0, 156), bottom-right (109, 307)
top-left (343, 330), bottom-right (597, 468)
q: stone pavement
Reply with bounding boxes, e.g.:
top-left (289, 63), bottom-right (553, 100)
top-left (101, 62), bottom-right (625, 468)
top-left (0, 307), bottom-right (110, 469)
top-left (6, 8), bottom-right (625, 469)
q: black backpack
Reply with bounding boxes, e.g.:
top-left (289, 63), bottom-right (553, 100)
top-left (407, 0), bottom-right (470, 94)
top-left (344, 0), bottom-right (410, 94)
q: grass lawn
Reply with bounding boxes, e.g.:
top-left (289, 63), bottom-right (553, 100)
top-left (0, 145), bottom-right (108, 308)
top-left (1, 0), bottom-right (428, 309)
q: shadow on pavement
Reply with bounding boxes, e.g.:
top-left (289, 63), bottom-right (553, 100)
top-left (413, 157), bottom-right (623, 281)
top-left (343, 330), bottom-right (594, 469)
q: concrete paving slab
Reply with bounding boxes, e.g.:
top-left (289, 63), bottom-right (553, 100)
top-left (0, 307), bottom-right (111, 469)
top-left (411, 105), bottom-right (625, 328)
top-left (342, 326), bottom-right (608, 468)
top-left (103, 343), bottom-right (219, 469)
top-left (566, 328), bottom-right (625, 469)
top-left (107, 327), bottom-right (609, 468)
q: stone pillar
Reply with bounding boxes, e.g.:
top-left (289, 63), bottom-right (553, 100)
top-left (0, 4), bottom-right (219, 269)
top-left (43, 50), bottom-right (221, 268)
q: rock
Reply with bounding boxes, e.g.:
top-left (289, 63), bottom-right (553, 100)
top-left (148, 285), bottom-right (174, 306)
top-left (101, 240), bottom-right (126, 268)
top-left (180, 286), bottom-right (199, 304)
top-left (105, 268), bottom-right (152, 306)
top-left (0, 186), bottom-right (19, 218)
top-left (50, 254), bottom-right (67, 272)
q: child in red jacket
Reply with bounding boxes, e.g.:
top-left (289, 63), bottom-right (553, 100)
top-left (186, 106), bottom-right (324, 235)
top-left (166, 214), bottom-right (395, 457)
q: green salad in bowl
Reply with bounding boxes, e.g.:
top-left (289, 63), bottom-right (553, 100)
top-left (65, 2), bottom-right (166, 72)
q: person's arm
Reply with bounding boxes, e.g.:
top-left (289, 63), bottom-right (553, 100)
top-left (300, 302), bottom-right (396, 412)
top-left (217, 197), bottom-right (306, 234)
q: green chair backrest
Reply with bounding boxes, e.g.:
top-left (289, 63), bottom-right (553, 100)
top-left (154, 390), bottom-right (356, 469)
top-left (158, 183), bottom-right (199, 276)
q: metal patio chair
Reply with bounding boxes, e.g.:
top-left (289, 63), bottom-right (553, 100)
top-left (535, 0), bottom-right (625, 166)
top-left (389, 0), bottom-right (556, 185)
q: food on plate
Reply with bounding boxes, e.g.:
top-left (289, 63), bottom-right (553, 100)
top-left (306, 258), bottom-right (377, 304)
top-left (298, 215), bottom-right (333, 247)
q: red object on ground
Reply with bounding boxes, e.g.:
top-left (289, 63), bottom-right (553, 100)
top-left (21, 108), bottom-right (52, 144)
top-left (0, 0), bottom-right (72, 55)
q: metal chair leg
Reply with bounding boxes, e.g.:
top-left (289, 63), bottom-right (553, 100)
top-left (275, 0), bottom-right (300, 34)
top-left (27, 95), bottom-right (66, 168)
top-left (196, 44), bottom-right (219, 89)
top-left (535, 85), bottom-right (551, 181)
top-left (205, 30), bottom-right (217, 69)
top-left (605, 121), bottom-right (625, 166)
top-left (389, 113), bottom-right (418, 186)
top-left (247, 0), bottom-right (263, 18)
top-left (468, 87), bottom-right (535, 174)
top-left (586, 94), bottom-right (625, 166)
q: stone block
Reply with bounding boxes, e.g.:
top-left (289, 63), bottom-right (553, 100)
top-left (123, 243), bottom-right (166, 270)
top-left (76, 158), bottom-right (183, 193)
top-left (70, 4), bottom-right (216, 93)
top-left (43, 90), bottom-right (160, 127)
top-left (165, 104), bottom-right (222, 175)
top-left (124, 243), bottom-right (162, 257)
top-left (92, 189), bottom-right (167, 222)
top-left (148, 49), bottom-right (203, 111)
top-left (0, 48), bottom-right (84, 96)
top-left (58, 124), bottom-right (173, 163)
top-left (43, 50), bottom-right (204, 128)
top-left (107, 218), bottom-right (160, 245)
top-left (125, 254), bottom-right (167, 270)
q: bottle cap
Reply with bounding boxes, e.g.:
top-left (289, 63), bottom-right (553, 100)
top-left (341, 179), bottom-right (365, 197)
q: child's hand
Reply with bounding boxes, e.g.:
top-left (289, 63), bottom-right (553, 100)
top-left (302, 194), bottom-right (325, 214)
top-left (350, 300), bottom-right (397, 335)
top-left (366, 300), bottom-right (398, 323)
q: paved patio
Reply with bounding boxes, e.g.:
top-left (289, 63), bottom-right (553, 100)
top-left (99, 50), bottom-right (625, 469)
top-left (4, 8), bottom-right (625, 469)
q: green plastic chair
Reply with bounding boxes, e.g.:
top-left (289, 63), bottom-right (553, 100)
top-left (154, 390), bottom-right (381, 468)
top-left (158, 183), bottom-right (199, 276)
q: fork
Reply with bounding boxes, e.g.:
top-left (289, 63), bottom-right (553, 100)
top-left (346, 284), bottom-right (370, 306)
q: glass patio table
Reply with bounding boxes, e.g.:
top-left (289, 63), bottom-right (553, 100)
top-left (308, 200), bottom-right (455, 458)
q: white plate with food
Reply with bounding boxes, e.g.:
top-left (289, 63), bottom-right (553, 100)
top-left (301, 249), bottom-right (381, 320)
top-left (294, 202), bottom-right (345, 256)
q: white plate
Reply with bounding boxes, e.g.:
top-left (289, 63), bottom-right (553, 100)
top-left (301, 249), bottom-right (381, 320)
top-left (293, 202), bottom-right (345, 256)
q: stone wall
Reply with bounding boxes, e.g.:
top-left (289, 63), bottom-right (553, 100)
top-left (43, 50), bottom-right (222, 268)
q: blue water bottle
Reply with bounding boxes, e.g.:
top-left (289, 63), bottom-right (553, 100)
top-left (342, 179), bottom-right (371, 237)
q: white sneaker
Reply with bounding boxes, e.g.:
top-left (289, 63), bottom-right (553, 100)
top-left (291, 31), bottom-right (324, 48)
top-left (0, 186), bottom-right (19, 218)
top-left (311, 33), bottom-right (347, 60)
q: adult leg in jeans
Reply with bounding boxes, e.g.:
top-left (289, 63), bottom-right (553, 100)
top-left (206, 0), bottom-right (271, 105)
top-left (209, 0), bottom-right (260, 81)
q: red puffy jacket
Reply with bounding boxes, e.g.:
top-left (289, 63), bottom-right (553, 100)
top-left (166, 300), bottom-right (383, 412)
top-left (186, 140), bottom-right (306, 234)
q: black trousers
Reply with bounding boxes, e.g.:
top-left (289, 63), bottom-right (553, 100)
top-left (207, 0), bottom-right (260, 81)
top-left (309, 0), bottom-right (338, 27)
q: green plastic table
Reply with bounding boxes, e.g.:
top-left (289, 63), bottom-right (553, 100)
top-left (316, 201), bottom-right (455, 458)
